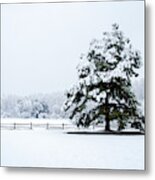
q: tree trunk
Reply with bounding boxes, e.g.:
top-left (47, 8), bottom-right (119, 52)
top-left (105, 93), bottom-right (111, 131)
top-left (36, 113), bottom-right (39, 119)
top-left (105, 114), bottom-right (110, 131)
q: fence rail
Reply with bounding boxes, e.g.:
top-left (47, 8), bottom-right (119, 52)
top-left (0, 122), bottom-right (105, 130)
top-left (0, 122), bottom-right (77, 130)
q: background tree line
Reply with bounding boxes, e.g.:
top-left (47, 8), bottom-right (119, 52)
top-left (1, 93), bottom-right (67, 119)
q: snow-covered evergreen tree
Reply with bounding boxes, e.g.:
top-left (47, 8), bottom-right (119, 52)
top-left (64, 24), bottom-right (143, 131)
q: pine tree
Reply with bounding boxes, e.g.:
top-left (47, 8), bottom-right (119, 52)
top-left (64, 24), bottom-right (142, 131)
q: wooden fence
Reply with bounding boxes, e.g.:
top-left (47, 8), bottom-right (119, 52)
top-left (0, 122), bottom-right (76, 130)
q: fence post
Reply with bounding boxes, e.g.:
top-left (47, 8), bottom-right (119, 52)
top-left (30, 122), bottom-right (32, 130)
top-left (14, 123), bottom-right (16, 130)
top-left (62, 123), bottom-right (64, 129)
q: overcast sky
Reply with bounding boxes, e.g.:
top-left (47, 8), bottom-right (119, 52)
top-left (1, 0), bottom-right (144, 96)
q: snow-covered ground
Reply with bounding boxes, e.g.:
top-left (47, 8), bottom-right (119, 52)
top-left (1, 127), bottom-right (144, 170)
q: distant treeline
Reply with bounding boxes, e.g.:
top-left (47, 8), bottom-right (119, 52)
top-left (1, 93), bottom-right (68, 119)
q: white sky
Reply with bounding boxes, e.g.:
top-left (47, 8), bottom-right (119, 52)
top-left (1, 1), bottom-right (144, 96)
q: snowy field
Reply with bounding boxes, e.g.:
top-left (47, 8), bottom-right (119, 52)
top-left (1, 124), bottom-right (144, 170)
